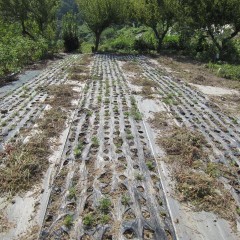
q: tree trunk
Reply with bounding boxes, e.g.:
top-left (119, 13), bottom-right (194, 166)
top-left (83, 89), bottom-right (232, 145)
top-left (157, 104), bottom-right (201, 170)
top-left (152, 26), bottom-right (169, 53)
top-left (21, 21), bottom-right (35, 40)
top-left (94, 32), bottom-right (101, 52)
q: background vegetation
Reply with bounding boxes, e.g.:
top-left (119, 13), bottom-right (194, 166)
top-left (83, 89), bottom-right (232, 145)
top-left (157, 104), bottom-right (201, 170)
top-left (0, 0), bottom-right (240, 80)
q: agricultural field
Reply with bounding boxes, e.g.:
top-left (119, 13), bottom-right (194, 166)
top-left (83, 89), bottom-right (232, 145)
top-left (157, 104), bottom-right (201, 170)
top-left (0, 53), bottom-right (239, 240)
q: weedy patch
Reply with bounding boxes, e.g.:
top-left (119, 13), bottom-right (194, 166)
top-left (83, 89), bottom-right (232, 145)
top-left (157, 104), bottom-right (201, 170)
top-left (38, 108), bottom-right (66, 138)
top-left (0, 134), bottom-right (50, 195)
top-left (131, 75), bottom-right (156, 88)
top-left (123, 61), bottom-right (141, 73)
top-left (46, 84), bottom-right (77, 108)
top-left (158, 126), bottom-right (238, 221)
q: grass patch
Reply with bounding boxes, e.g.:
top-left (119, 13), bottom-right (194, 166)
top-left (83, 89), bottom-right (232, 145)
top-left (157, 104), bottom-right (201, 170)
top-left (38, 108), bottom-right (66, 138)
top-left (207, 63), bottom-right (240, 81)
top-left (131, 75), bottom-right (156, 88)
top-left (158, 126), bottom-right (238, 221)
top-left (0, 134), bottom-right (50, 195)
top-left (123, 61), bottom-right (141, 73)
top-left (46, 84), bottom-right (76, 108)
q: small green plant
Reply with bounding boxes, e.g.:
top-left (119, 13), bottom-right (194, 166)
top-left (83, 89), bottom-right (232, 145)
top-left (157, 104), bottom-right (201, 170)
top-left (64, 214), bottom-right (73, 228)
top-left (135, 172), bottom-right (144, 181)
top-left (98, 95), bottom-right (102, 103)
top-left (237, 207), bottom-right (240, 216)
top-left (146, 161), bottom-right (155, 171)
top-left (92, 136), bottom-right (99, 147)
top-left (232, 118), bottom-right (238, 124)
top-left (124, 111), bottom-right (130, 117)
top-left (68, 187), bottom-right (77, 200)
top-left (74, 142), bottom-right (83, 157)
top-left (121, 194), bottom-right (131, 206)
top-left (131, 108), bottom-right (142, 121)
top-left (98, 197), bottom-right (111, 213)
top-left (1, 121), bottom-right (7, 127)
top-left (99, 214), bottom-right (110, 224)
top-left (83, 213), bottom-right (94, 226)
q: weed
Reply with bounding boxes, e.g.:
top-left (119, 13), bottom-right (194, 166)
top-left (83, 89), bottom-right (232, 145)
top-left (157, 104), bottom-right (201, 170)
top-left (83, 213), bottom-right (95, 226)
top-left (206, 162), bottom-right (221, 178)
top-left (98, 197), bottom-right (111, 213)
top-left (64, 214), bottom-right (73, 228)
top-left (124, 111), bottom-right (130, 117)
top-left (121, 194), bottom-right (131, 206)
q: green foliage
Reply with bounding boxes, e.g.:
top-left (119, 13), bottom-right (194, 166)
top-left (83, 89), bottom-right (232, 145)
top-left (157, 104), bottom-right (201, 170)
top-left (62, 12), bottom-right (80, 52)
top-left (121, 194), bottom-right (131, 206)
top-left (0, 21), bottom-right (50, 76)
top-left (99, 214), bottom-right (110, 224)
top-left (98, 197), bottom-right (111, 213)
top-left (64, 214), bottom-right (73, 227)
top-left (83, 213), bottom-right (95, 226)
top-left (207, 62), bottom-right (240, 81)
top-left (76, 0), bottom-right (129, 51)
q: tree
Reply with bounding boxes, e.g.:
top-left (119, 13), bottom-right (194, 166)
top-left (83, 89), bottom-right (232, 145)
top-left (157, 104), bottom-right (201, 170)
top-left (76, 0), bottom-right (127, 52)
top-left (62, 12), bottom-right (80, 52)
top-left (131, 0), bottom-right (178, 52)
top-left (0, 0), bottom-right (34, 39)
top-left (182, 0), bottom-right (240, 59)
top-left (0, 0), bottom-right (60, 39)
top-left (30, 0), bottom-right (60, 36)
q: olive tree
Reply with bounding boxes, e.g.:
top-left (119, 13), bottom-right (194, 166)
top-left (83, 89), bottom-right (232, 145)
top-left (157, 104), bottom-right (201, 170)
top-left (0, 0), bottom-right (33, 38)
top-left (131, 0), bottom-right (178, 52)
top-left (182, 0), bottom-right (240, 59)
top-left (0, 0), bottom-right (60, 39)
top-left (76, 0), bottom-right (128, 52)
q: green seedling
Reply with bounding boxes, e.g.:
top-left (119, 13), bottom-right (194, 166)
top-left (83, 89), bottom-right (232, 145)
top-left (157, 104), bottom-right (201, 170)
top-left (98, 197), bottom-right (111, 213)
top-left (146, 161), bottom-right (155, 171)
top-left (64, 214), bottom-right (73, 228)
top-left (83, 213), bottom-right (94, 226)
top-left (92, 136), bottom-right (99, 147)
top-left (135, 172), bottom-right (144, 181)
top-left (68, 187), bottom-right (77, 200)
top-left (99, 214), bottom-right (110, 224)
top-left (74, 143), bottom-right (83, 158)
top-left (121, 194), bottom-right (131, 206)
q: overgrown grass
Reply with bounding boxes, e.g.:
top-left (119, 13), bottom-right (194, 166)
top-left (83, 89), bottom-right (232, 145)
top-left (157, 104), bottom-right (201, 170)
top-left (158, 126), bottom-right (238, 221)
top-left (207, 63), bottom-right (240, 81)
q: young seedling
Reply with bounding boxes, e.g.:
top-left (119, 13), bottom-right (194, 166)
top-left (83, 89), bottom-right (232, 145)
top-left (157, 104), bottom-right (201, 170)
top-left (146, 161), bottom-right (155, 171)
top-left (83, 213), bottom-right (94, 226)
top-left (64, 214), bottom-right (73, 228)
top-left (74, 142), bottom-right (83, 158)
top-left (121, 194), bottom-right (131, 206)
top-left (98, 197), bottom-right (111, 213)
top-left (92, 136), bottom-right (99, 147)
top-left (68, 187), bottom-right (77, 200)
top-left (135, 172), bottom-right (144, 181)
top-left (99, 214), bottom-right (110, 224)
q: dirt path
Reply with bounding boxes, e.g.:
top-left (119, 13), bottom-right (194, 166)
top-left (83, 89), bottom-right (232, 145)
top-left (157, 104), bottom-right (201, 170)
top-left (0, 54), bottom-right (239, 240)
